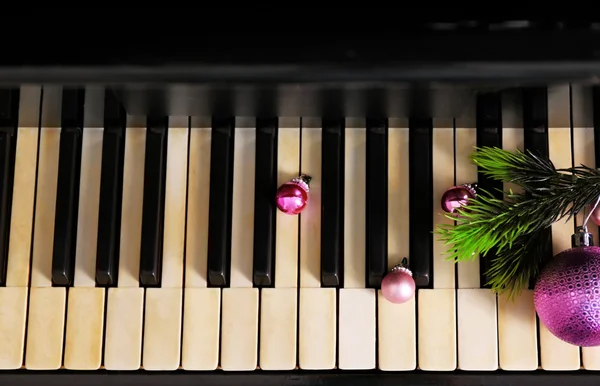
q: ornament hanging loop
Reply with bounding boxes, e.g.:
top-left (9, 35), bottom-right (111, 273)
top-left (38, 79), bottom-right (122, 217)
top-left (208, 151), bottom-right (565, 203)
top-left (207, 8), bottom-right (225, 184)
top-left (572, 226), bottom-right (595, 248)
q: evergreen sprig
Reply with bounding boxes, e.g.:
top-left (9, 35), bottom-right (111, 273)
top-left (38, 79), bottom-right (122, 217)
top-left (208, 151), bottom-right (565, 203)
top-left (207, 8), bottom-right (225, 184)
top-left (435, 146), bottom-right (600, 297)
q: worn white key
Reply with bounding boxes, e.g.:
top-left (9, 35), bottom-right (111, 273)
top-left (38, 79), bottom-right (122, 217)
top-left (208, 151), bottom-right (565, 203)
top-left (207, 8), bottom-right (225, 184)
top-left (143, 120), bottom-right (188, 371)
top-left (455, 126), bottom-right (498, 371)
top-left (339, 123), bottom-right (376, 370)
top-left (496, 99), bottom-right (539, 370)
top-left (260, 120), bottom-right (300, 370)
top-left (418, 124), bottom-right (456, 371)
top-left (539, 86), bottom-right (580, 370)
top-left (181, 119), bottom-right (221, 371)
top-left (572, 85), bottom-right (600, 369)
top-left (221, 121), bottom-right (259, 371)
top-left (103, 119), bottom-right (146, 370)
top-left (25, 86), bottom-right (66, 370)
top-left (0, 86), bottom-right (41, 369)
top-left (63, 86), bottom-right (105, 370)
top-left (378, 121), bottom-right (416, 371)
top-left (298, 121), bottom-right (336, 370)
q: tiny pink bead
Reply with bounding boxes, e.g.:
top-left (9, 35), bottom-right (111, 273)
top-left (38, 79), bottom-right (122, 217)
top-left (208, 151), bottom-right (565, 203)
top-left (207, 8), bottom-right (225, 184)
top-left (381, 269), bottom-right (415, 304)
top-left (276, 182), bottom-right (308, 215)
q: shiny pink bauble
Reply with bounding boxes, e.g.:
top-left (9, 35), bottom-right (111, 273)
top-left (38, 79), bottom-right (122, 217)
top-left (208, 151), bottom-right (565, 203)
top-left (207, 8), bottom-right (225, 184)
top-left (589, 204), bottom-right (600, 227)
top-left (441, 185), bottom-right (476, 213)
top-left (381, 268), bottom-right (416, 304)
top-left (276, 182), bottom-right (308, 215)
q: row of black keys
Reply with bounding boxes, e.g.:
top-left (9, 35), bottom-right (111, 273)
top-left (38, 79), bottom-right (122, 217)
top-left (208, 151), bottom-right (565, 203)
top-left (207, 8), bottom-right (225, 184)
top-left (1, 87), bottom-right (599, 289)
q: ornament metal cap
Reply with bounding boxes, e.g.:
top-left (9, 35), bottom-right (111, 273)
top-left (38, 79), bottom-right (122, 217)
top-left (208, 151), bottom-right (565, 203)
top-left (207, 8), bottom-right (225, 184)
top-left (390, 257), bottom-right (413, 276)
top-left (572, 226), bottom-right (595, 247)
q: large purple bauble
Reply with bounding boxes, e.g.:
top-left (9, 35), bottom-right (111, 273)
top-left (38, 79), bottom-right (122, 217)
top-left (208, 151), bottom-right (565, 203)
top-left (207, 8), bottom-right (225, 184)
top-left (534, 246), bottom-right (600, 347)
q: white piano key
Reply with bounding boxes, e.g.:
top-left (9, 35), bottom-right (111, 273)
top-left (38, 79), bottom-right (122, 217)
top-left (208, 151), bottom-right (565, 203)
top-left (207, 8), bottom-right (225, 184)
top-left (298, 121), bottom-right (336, 370)
top-left (378, 122), bottom-right (416, 372)
top-left (64, 86), bottom-right (105, 370)
top-left (181, 119), bottom-right (221, 371)
top-left (142, 120), bottom-right (188, 371)
top-left (260, 120), bottom-right (300, 370)
top-left (418, 124), bottom-right (457, 371)
top-left (25, 86), bottom-right (66, 370)
top-left (339, 123), bottom-right (376, 370)
top-left (103, 119), bottom-right (146, 370)
top-left (221, 121), bottom-right (259, 371)
top-left (455, 127), bottom-right (498, 371)
top-left (0, 86), bottom-right (41, 369)
top-left (539, 86), bottom-right (580, 371)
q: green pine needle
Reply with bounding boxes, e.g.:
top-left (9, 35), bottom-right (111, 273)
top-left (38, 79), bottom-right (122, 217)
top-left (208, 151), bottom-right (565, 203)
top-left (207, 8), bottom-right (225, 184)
top-left (435, 146), bottom-right (600, 297)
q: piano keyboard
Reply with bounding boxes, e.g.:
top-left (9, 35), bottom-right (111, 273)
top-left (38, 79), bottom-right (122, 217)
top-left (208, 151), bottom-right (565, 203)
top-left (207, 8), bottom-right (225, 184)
top-left (0, 83), bottom-right (599, 372)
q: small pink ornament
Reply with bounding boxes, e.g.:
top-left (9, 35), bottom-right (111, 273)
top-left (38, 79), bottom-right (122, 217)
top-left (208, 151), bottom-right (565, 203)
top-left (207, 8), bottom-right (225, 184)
top-left (441, 183), bottom-right (477, 213)
top-left (589, 203), bottom-right (600, 227)
top-left (275, 174), bottom-right (311, 215)
top-left (381, 258), bottom-right (416, 304)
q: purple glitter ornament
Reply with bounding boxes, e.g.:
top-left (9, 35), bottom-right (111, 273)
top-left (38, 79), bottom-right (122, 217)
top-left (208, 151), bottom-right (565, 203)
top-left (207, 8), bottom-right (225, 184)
top-left (534, 232), bottom-right (600, 347)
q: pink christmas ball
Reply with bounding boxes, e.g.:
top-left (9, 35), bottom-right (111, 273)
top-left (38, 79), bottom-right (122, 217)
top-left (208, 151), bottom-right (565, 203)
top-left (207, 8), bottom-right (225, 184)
top-left (441, 185), bottom-right (476, 213)
top-left (381, 268), bottom-right (415, 304)
top-left (276, 182), bottom-right (308, 215)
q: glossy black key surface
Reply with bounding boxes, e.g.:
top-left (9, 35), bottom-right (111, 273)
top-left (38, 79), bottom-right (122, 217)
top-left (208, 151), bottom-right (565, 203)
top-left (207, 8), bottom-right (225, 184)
top-left (321, 119), bottom-right (344, 287)
top-left (366, 119), bottom-right (388, 288)
top-left (476, 93), bottom-right (503, 288)
top-left (522, 87), bottom-right (552, 289)
top-left (52, 88), bottom-right (85, 286)
top-left (253, 118), bottom-right (277, 287)
top-left (139, 117), bottom-right (168, 287)
top-left (0, 89), bottom-right (19, 286)
top-left (95, 91), bottom-right (126, 286)
top-left (207, 118), bottom-right (235, 287)
top-left (409, 118), bottom-right (433, 288)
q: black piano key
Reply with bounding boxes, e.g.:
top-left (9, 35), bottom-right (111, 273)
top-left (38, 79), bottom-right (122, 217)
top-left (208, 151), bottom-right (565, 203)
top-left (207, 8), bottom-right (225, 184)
top-left (321, 119), bottom-right (344, 287)
top-left (252, 118), bottom-right (278, 287)
top-left (522, 87), bottom-right (552, 289)
top-left (95, 92), bottom-right (126, 286)
top-left (52, 88), bottom-right (85, 286)
top-left (0, 89), bottom-right (19, 287)
top-left (476, 93), bottom-right (503, 288)
top-left (207, 118), bottom-right (235, 287)
top-left (409, 118), bottom-right (433, 288)
top-left (365, 118), bottom-right (388, 288)
top-left (139, 117), bottom-right (168, 287)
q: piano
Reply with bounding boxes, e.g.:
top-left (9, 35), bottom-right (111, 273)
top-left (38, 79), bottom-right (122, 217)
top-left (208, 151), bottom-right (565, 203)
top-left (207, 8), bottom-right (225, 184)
top-left (2, 21), bottom-right (600, 385)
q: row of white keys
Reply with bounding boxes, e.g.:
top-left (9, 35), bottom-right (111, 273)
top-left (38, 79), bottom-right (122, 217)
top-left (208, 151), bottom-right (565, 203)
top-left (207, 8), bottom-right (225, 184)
top-left (573, 84), bottom-right (600, 369)
top-left (298, 120), bottom-right (336, 370)
top-left (418, 122), bottom-right (456, 371)
top-left (497, 94), bottom-right (538, 370)
top-left (455, 124), bottom-right (498, 371)
top-left (378, 120), bottom-right (416, 371)
top-left (0, 86), bottom-right (41, 369)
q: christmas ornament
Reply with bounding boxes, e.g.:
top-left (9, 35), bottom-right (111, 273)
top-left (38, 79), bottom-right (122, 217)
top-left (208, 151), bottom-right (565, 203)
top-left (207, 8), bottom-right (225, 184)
top-left (275, 174), bottom-right (311, 215)
top-left (589, 203), bottom-right (600, 227)
top-left (534, 227), bottom-right (600, 347)
top-left (381, 258), bottom-right (415, 304)
top-left (440, 183), bottom-right (477, 213)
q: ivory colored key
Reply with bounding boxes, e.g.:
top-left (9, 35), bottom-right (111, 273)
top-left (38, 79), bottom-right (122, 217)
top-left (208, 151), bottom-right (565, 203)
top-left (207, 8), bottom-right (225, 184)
top-left (25, 86), bottom-right (66, 370)
top-left (338, 122), bottom-right (376, 370)
top-left (378, 121), bottom-right (416, 371)
top-left (220, 122), bottom-right (259, 371)
top-left (63, 86), bottom-right (106, 370)
top-left (0, 86), bottom-right (40, 369)
top-left (298, 121), bottom-right (336, 370)
top-left (496, 93), bottom-right (538, 371)
top-left (539, 86), bottom-right (581, 371)
top-left (103, 118), bottom-right (146, 370)
top-left (418, 123), bottom-right (456, 371)
top-left (181, 119), bottom-right (221, 371)
top-left (260, 120), bottom-right (300, 370)
top-left (455, 126), bottom-right (498, 371)
top-left (142, 119), bottom-right (188, 371)
top-left (572, 85), bottom-right (600, 370)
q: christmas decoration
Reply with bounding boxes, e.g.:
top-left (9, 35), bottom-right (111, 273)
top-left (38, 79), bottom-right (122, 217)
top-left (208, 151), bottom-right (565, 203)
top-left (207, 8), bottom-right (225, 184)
top-left (534, 227), bottom-right (600, 347)
top-left (441, 183), bottom-right (477, 213)
top-left (275, 174), bottom-right (311, 215)
top-left (381, 258), bottom-right (415, 304)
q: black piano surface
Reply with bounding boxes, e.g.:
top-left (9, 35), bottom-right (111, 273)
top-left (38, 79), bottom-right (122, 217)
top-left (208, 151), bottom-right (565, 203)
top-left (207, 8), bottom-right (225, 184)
top-left (3, 21), bottom-right (600, 386)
